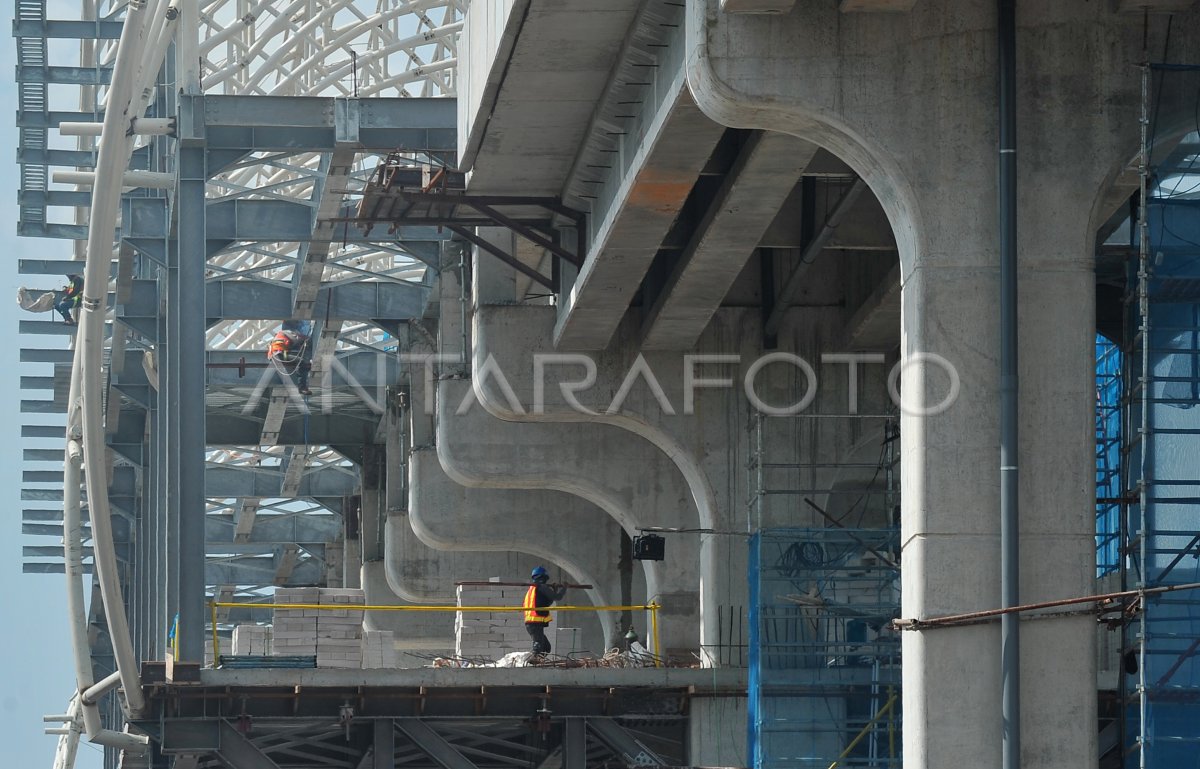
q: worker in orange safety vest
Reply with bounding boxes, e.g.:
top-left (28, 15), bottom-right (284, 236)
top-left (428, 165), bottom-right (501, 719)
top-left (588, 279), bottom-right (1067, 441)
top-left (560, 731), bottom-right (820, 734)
top-left (523, 565), bottom-right (567, 655)
top-left (267, 328), bottom-right (311, 394)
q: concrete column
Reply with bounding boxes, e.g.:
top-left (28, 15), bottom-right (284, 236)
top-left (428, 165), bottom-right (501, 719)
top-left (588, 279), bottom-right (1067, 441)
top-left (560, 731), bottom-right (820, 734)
top-left (438, 245), bottom-right (469, 375)
top-left (361, 445), bottom-right (386, 563)
top-left (175, 145), bottom-right (207, 662)
top-left (384, 397), bottom-right (406, 516)
top-left (677, 1), bottom-right (1178, 765)
top-left (359, 560), bottom-right (456, 656)
top-left (472, 227), bottom-right (517, 305)
top-left (688, 697), bottom-right (748, 767)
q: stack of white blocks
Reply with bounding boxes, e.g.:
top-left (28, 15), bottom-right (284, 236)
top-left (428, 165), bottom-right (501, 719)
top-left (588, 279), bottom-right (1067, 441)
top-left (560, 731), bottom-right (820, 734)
top-left (455, 581), bottom-right (530, 659)
top-left (253, 588), bottom-right (392, 668)
top-left (272, 587), bottom-right (319, 656)
top-left (361, 630), bottom-right (397, 669)
top-left (316, 588), bottom-right (365, 668)
top-left (232, 624), bottom-right (273, 656)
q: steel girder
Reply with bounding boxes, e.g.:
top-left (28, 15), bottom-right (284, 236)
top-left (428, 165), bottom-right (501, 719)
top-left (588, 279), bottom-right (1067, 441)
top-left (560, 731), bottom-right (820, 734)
top-left (152, 716), bottom-right (684, 769)
top-left (116, 277), bottom-right (429, 327)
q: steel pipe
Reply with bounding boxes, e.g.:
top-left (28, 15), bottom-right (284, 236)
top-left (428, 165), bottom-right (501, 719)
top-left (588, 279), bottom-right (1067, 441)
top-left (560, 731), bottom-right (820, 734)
top-left (63, 343), bottom-right (103, 739)
top-left (58, 118), bottom-right (174, 136)
top-left (76, 0), bottom-right (153, 716)
top-left (80, 670), bottom-right (123, 706)
top-left (997, 3), bottom-right (1020, 769)
top-left (53, 169), bottom-right (175, 189)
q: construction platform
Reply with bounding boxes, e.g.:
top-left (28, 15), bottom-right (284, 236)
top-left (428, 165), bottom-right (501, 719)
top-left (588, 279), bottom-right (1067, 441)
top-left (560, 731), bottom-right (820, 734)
top-left (127, 666), bottom-right (747, 768)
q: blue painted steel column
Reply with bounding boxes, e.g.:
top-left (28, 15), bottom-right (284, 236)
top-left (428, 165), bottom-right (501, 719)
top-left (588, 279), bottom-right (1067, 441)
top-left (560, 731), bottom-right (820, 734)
top-left (162, 258), bottom-right (181, 657)
top-left (146, 402), bottom-right (161, 658)
top-left (175, 146), bottom-right (207, 661)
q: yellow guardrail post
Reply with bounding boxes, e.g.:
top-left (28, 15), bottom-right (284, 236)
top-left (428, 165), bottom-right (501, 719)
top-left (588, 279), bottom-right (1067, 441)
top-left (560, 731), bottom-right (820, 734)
top-left (210, 601), bottom-right (219, 666)
top-left (648, 602), bottom-right (662, 667)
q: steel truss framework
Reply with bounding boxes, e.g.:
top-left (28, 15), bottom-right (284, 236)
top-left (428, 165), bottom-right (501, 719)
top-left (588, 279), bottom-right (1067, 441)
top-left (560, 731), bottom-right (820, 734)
top-left (14, 2), bottom-right (461, 765)
top-left (140, 678), bottom-right (697, 769)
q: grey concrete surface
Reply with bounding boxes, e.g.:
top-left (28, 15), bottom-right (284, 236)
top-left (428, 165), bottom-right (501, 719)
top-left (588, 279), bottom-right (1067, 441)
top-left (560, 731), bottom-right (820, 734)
top-left (407, 448), bottom-right (616, 652)
top-left (674, 2), bottom-right (1200, 767)
top-left (433, 377), bottom-right (696, 650)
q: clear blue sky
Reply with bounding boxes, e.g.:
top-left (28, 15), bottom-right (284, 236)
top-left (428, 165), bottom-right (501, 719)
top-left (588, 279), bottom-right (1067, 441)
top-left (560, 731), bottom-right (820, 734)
top-left (0, 8), bottom-right (103, 768)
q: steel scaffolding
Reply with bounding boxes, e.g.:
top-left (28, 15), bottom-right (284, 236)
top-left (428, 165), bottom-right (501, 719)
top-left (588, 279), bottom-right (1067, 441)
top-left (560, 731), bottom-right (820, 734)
top-left (747, 415), bottom-right (901, 768)
top-left (14, 2), bottom-right (463, 765)
top-left (1120, 62), bottom-right (1200, 769)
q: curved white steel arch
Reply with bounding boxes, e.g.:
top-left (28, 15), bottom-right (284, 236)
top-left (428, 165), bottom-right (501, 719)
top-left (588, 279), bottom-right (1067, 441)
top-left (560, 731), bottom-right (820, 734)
top-left (44, 2), bottom-right (463, 765)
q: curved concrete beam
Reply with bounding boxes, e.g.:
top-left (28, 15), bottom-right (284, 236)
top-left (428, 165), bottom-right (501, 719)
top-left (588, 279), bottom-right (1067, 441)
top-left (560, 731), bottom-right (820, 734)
top-left (359, 561), bottom-right (455, 658)
top-left (470, 304), bottom-right (753, 663)
top-left (407, 448), bottom-right (619, 650)
top-left (435, 379), bottom-right (692, 647)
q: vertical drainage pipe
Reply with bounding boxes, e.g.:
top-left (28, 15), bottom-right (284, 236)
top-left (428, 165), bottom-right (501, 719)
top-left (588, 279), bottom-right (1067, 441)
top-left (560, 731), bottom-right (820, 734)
top-left (997, 2), bottom-right (1021, 769)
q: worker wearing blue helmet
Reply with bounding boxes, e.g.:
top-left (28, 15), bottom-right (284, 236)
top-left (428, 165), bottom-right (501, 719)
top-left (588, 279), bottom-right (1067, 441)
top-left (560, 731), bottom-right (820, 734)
top-left (523, 566), bottom-right (567, 656)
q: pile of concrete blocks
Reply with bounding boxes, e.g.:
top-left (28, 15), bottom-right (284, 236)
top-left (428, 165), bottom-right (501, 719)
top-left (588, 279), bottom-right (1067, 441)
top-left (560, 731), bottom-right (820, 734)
top-left (316, 588), bottom-right (365, 668)
top-left (232, 624), bottom-right (273, 656)
top-left (361, 630), bottom-right (397, 669)
top-left (272, 587), bottom-right (319, 656)
top-left (455, 581), bottom-right (530, 659)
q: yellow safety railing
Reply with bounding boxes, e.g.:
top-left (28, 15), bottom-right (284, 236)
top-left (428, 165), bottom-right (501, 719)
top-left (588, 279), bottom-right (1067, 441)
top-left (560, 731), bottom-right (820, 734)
top-left (209, 601), bottom-right (662, 667)
top-left (827, 686), bottom-right (898, 769)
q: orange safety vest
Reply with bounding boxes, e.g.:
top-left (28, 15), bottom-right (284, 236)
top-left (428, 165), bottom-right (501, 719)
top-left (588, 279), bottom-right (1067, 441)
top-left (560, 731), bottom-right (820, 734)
top-left (523, 585), bottom-right (551, 624)
top-left (267, 333), bottom-right (291, 360)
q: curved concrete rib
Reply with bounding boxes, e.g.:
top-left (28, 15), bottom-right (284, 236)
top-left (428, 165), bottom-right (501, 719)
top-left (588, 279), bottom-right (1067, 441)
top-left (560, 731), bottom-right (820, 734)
top-left (365, 513), bottom-right (589, 655)
top-left (436, 377), bottom-right (699, 653)
top-left (470, 305), bottom-right (729, 661)
top-left (360, 560), bottom-right (453, 650)
top-left (408, 448), bottom-right (618, 650)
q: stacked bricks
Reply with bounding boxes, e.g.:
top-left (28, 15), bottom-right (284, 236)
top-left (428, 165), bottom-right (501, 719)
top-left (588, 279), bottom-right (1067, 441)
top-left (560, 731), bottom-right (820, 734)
top-left (361, 630), bottom-right (397, 669)
top-left (455, 580), bottom-right (531, 659)
top-left (271, 587), bottom-right (319, 656)
top-left (316, 588), bottom-right (365, 668)
top-left (232, 624), bottom-right (273, 656)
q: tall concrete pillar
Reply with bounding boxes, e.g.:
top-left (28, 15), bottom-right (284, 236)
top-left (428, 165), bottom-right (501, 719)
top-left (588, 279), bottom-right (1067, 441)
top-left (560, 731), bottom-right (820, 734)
top-left (679, 1), bottom-right (1191, 765)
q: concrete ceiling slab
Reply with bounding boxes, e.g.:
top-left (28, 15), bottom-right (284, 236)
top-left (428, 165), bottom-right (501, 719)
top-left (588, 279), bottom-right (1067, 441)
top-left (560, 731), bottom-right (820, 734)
top-left (465, 0), bottom-right (641, 195)
top-left (555, 88), bottom-right (726, 349)
top-left (642, 131), bottom-right (819, 350)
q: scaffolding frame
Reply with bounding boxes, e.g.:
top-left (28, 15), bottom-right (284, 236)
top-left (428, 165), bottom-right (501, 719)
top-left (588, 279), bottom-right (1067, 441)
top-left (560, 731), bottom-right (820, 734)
top-left (1120, 62), bottom-right (1200, 769)
top-left (747, 413), bottom-right (901, 768)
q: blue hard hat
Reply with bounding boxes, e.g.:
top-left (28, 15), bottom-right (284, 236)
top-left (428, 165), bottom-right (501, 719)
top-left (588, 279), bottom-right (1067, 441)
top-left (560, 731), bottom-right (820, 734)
top-left (531, 566), bottom-right (548, 580)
